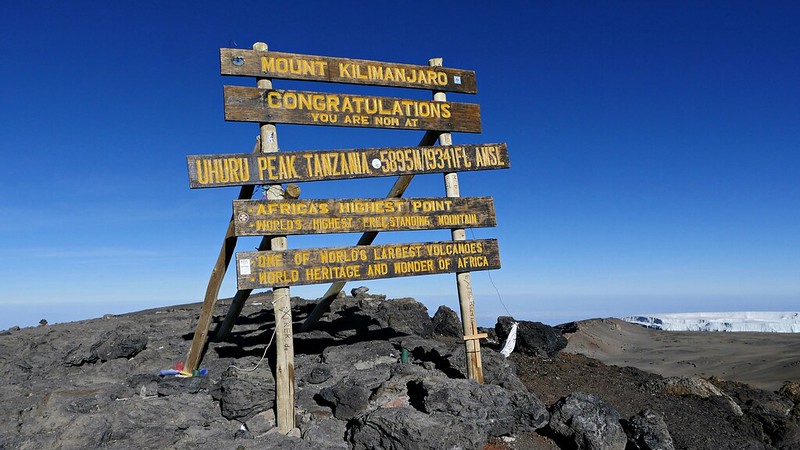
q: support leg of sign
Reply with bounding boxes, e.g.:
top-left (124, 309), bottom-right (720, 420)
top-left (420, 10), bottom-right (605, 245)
top-left (430, 57), bottom-right (484, 384)
top-left (252, 41), bottom-right (296, 434)
top-left (185, 137), bottom-right (261, 372)
top-left (213, 278), bottom-right (258, 341)
top-left (299, 130), bottom-right (440, 332)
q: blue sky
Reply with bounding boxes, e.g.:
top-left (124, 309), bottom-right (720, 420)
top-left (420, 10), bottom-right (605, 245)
top-left (1, 1), bottom-right (798, 329)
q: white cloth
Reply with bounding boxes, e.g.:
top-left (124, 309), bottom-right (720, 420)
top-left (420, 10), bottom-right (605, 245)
top-left (499, 322), bottom-right (518, 357)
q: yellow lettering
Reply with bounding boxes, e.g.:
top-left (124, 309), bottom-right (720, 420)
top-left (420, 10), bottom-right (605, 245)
top-left (195, 160), bottom-right (208, 184)
top-left (379, 99), bottom-right (392, 115)
top-left (267, 91), bottom-right (282, 108)
top-left (326, 95), bottom-right (340, 112)
top-left (263, 155), bottom-right (277, 180)
top-left (261, 56), bottom-right (274, 73)
top-left (392, 259), bottom-right (433, 274)
top-left (367, 263), bottom-right (388, 276)
top-left (277, 155), bottom-right (297, 179)
top-left (338, 62), bottom-right (351, 78)
top-left (341, 97), bottom-right (353, 113)
top-left (261, 57), bottom-right (327, 77)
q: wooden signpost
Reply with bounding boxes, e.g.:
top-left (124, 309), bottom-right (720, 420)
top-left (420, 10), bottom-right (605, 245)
top-left (185, 42), bottom-right (509, 435)
top-left (187, 143), bottom-right (509, 188)
top-left (224, 86), bottom-right (482, 132)
top-left (236, 239), bottom-right (500, 289)
top-left (232, 197), bottom-right (497, 236)
top-left (220, 48), bottom-right (478, 93)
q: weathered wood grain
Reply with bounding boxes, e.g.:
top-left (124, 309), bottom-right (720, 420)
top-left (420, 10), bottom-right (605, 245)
top-left (233, 197), bottom-right (496, 236)
top-left (224, 86), bottom-right (481, 132)
top-left (235, 239), bottom-right (500, 289)
top-left (187, 143), bottom-right (509, 188)
top-left (220, 48), bottom-right (477, 93)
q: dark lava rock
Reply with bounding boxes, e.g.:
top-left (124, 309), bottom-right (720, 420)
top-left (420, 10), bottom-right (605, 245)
top-left (63, 327), bottom-right (148, 366)
top-left (124, 373), bottom-right (160, 398)
top-left (347, 405), bottom-right (487, 450)
top-left (712, 378), bottom-right (800, 448)
top-left (314, 295), bottom-right (429, 339)
top-left (318, 381), bottom-right (371, 420)
top-left (92, 329), bottom-right (148, 361)
top-left (414, 376), bottom-right (549, 437)
top-left (254, 432), bottom-right (337, 450)
top-left (245, 409), bottom-right (276, 434)
top-left (0, 325), bottom-right (20, 336)
top-left (654, 376), bottom-right (743, 416)
top-left (369, 363), bottom-right (429, 409)
top-left (432, 305), bottom-right (462, 337)
top-left (351, 286), bottom-right (370, 297)
top-left (624, 409), bottom-right (675, 450)
top-left (301, 417), bottom-right (349, 449)
top-left (321, 340), bottom-right (397, 369)
top-left (4, 292), bottom-right (791, 450)
top-left (390, 335), bottom-right (449, 364)
top-left (317, 366), bottom-right (392, 420)
top-left (478, 326), bottom-right (499, 345)
top-left (444, 344), bottom-right (528, 392)
top-left (303, 366), bottom-right (333, 385)
top-left (157, 375), bottom-right (208, 396)
top-left (216, 369), bottom-right (275, 421)
top-left (548, 391), bottom-right (627, 450)
top-left (495, 316), bottom-right (566, 357)
top-left (375, 297), bottom-right (434, 338)
top-left (779, 382), bottom-right (800, 412)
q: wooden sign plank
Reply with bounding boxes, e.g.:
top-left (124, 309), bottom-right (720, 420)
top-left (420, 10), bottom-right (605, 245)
top-left (224, 86), bottom-right (481, 133)
top-left (187, 143), bottom-right (509, 188)
top-left (236, 239), bottom-right (500, 289)
top-left (220, 48), bottom-right (477, 94)
top-left (233, 197), bottom-right (496, 236)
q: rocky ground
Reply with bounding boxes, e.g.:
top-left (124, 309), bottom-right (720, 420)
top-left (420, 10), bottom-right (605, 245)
top-left (1, 292), bottom-right (799, 449)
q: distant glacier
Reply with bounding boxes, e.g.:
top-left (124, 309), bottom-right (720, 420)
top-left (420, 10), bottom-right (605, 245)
top-left (622, 312), bottom-right (800, 332)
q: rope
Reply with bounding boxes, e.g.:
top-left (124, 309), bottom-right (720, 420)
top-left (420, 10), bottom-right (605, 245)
top-left (469, 228), bottom-right (514, 318)
top-left (228, 297), bottom-right (281, 372)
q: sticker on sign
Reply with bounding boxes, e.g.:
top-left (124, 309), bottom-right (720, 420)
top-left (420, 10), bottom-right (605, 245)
top-left (239, 259), bottom-right (251, 276)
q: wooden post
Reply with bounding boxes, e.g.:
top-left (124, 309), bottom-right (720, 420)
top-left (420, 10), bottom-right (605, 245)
top-left (253, 41), bottom-right (295, 434)
top-left (185, 138), bottom-right (260, 371)
top-left (431, 57), bottom-right (484, 384)
top-left (299, 130), bottom-right (440, 332)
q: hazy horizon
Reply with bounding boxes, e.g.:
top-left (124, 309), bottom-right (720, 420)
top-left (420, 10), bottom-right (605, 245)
top-left (3, 292), bottom-right (798, 332)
